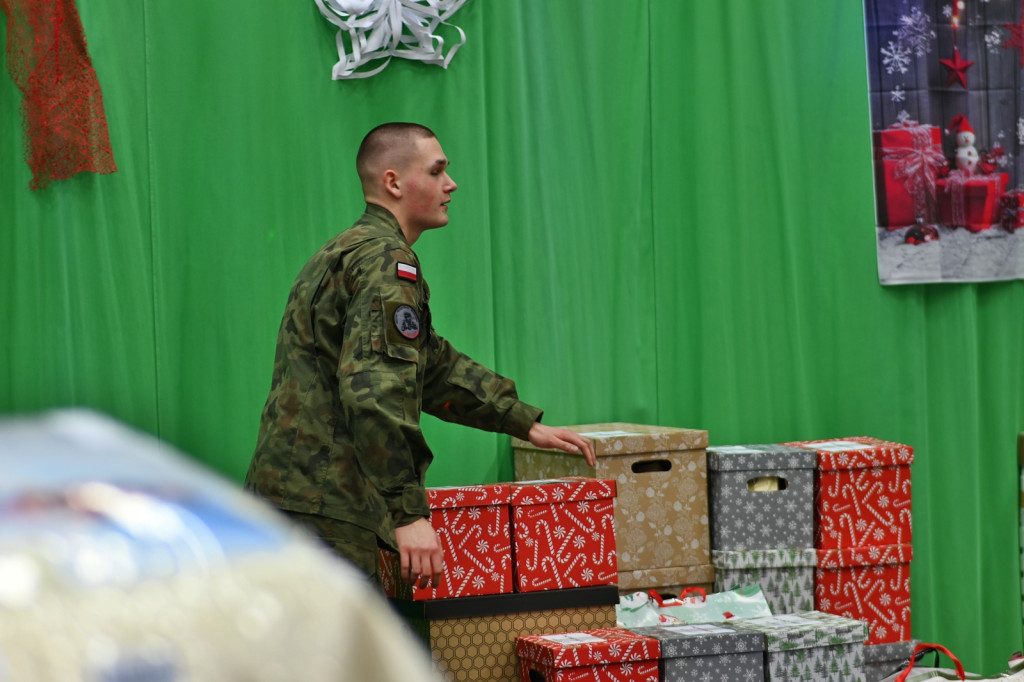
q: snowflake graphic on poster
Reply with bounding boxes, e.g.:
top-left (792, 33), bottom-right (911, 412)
top-left (894, 6), bottom-right (937, 56)
top-left (882, 40), bottom-right (913, 73)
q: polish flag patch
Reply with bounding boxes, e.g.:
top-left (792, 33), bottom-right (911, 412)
top-left (397, 262), bottom-right (418, 282)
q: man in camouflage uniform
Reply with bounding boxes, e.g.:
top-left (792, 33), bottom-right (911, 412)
top-left (245, 122), bottom-right (596, 589)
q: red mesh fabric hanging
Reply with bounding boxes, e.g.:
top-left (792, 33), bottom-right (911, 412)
top-left (3, 0), bottom-right (116, 190)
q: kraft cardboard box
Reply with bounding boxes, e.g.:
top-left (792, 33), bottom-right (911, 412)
top-left (632, 622), bottom-right (765, 682)
top-left (712, 547), bottom-right (816, 615)
top-left (512, 423), bottom-right (710, 577)
top-left (393, 586), bottom-right (618, 682)
top-left (509, 477), bottom-right (617, 592)
top-left (863, 640), bottom-right (917, 682)
top-left (380, 484), bottom-right (513, 600)
top-left (729, 611), bottom-right (869, 682)
top-left (816, 544), bottom-right (913, 645)
top-left (617, 564), bottom-right (715, 596)
top-left (516, 627), bottom-right (660, 682)
top-left (784, 437), bottom-right (913, 550)
top-left (706, 444), bottom-right (817, 550)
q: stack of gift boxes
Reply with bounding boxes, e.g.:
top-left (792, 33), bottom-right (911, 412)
top-left (381, 424), bottom-right (915, 682)
top-left (872, 119), bottom-right (1020, 235)
top-left (513, 423), bottom-right (715, 596)
top-left (788, 437), bottom-right (916, 679)
top-left (380, 477), bottom-right (622, 682)
top-left (705, 444), bottom-right (819, 615)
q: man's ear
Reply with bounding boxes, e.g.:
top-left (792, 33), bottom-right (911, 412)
top-left (383, 169), bottom-right (401, 199)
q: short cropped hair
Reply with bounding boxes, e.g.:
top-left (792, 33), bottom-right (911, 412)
top-left (356, 122), bottom-right (437, 189)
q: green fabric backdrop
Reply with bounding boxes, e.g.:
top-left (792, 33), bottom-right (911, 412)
top-left (3, 0), bottom-right (1023, 673)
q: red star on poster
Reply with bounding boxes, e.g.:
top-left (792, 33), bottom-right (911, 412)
top-left (1005, 19), bottom-right (1024, 67)
top-left (940, 47), bottom-right (974, 88)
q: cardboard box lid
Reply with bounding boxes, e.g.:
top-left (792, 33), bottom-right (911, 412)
top-left (509, 477), bottom-right (616, 506)
top-left (631, 622), bottom-right (763, 658)
top-left (426, 483), bottom-right (510, 510)
top-left (515, 627), bottom-right (660, 668)
top-left (863, 639), bottom-right (917, 664)
top-left (816, 543), bottom-right (913, 569)
top-left (783, 437), bottom-right (914, 471)
top-left (707, 444), bottom-right (817, 472)
top-left (730, 611), bottom-right (869, 651)
top-left (712, 548), bottom-right (818, 570)
top-left (618, 563), bottom-right (716, 590)
top-left (511, 423), bottom-right (709, 456)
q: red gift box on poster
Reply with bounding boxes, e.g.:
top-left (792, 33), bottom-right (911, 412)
top-left (816, 544), bottom-right (913, 645)
top-left (937, 171), bottom-right (1008, 232)
top-left (510, 478), bottom-right (618, 593)
top-left (871, 122), bottom-right (945, 229)
top-left (1000, 189), bottom-right (1024, 232)
top-left (380, 484), bottom-right (513, 600)
top-left (784, 437), bottom-right (913, 550)
top-left (516, 627), bottom-right (660, 682)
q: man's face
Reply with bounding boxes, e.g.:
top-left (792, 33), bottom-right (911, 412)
top-left (401, 136), bottom-right (457, 232)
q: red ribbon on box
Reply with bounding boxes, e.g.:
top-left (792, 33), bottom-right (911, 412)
top-left (881, 122), bottom-right (946, 225)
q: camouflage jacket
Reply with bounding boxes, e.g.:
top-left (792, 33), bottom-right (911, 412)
top-left (245, 204), bottom-right (542, 548)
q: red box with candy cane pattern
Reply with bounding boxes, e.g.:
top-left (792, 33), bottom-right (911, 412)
top-left (784, 437), bottom-right (914, 550)
top-left (816, 543), bottom-right (913, 644)
top-left (379, 483), bottom-right (513, 600)
top-left (516, 627), bottom-right (659, 682)
top-left (510, 478), bottom-right (618, 593)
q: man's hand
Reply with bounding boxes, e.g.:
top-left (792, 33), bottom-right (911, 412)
top-left (395, 517), bottom-right (444, 589)
top-left (528, 422), bottom-right (597, 467)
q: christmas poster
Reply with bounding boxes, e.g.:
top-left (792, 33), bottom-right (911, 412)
top-left (865, 0), bottom-right (1024, 283)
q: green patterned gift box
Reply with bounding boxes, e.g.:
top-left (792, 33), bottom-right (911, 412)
top-left (712, 548), bottom-right (816, 615)
top-left (729, 611), bottom-right (868, 682)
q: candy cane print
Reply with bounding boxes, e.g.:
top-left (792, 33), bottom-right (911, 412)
top-left (841, 578), bottom-right (863, 615)
top-left (824, 456), bottom-right (844, 497)
top-left (591, 522), bottom-right (606, 565)
top-left (839, 513), bottom-right (876, 547)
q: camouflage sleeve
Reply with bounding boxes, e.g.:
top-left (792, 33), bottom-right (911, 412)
top-left (338, 242), bottom-right (432, 527)
top-left (419, 332), bottom-right (543, 441)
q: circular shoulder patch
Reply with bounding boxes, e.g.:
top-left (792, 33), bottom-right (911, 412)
top-left (393, 304), bottom-right (421, 340)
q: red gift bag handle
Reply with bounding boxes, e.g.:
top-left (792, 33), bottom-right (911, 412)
top-left (678, 586), bottom-right (707, 602)
top-left (894, 643), bottom-right (966, 682)
top-left (647, 587), bottom-right (707, 607)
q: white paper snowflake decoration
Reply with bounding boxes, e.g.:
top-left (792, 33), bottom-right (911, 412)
top-left (314, 0), bottom-right (469, 80)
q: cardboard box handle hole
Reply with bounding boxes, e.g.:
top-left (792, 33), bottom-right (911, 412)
top-left (747, 476), bottom-right (788, 491)
top-left (631, 459), bottom-right (672, 474)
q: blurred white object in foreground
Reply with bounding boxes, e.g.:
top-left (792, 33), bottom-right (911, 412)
top-left (0, 409), bottom-right (441, 682)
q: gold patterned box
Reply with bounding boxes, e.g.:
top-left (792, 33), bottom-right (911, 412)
top-left (513, 423), bottom-right (711, 577)
top-left (392, 586), bottom-right (618, 682)
top-left (617, 564), bottom-right (715, 595)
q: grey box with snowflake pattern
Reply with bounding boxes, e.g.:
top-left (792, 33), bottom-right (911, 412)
top-left (631, 622), bottom-right (764, 682)
top-left (706, 445), bottom-right (817, 551)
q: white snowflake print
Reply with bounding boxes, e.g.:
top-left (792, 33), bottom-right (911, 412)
top-left (897, 109), bottom-right (912, 123)
top-left (1017, 118), bottom-right (1024, 145)
top-left (986, 28), bottom-right (1003, 53)
top-left (894, 7), bottom-right (936, 56)
top-left (891, 85), bottom-right (906, 103)
top-left (882, 41), bottom-right (912, 74)
top-left (942, 4), bottom-right (953, 18)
